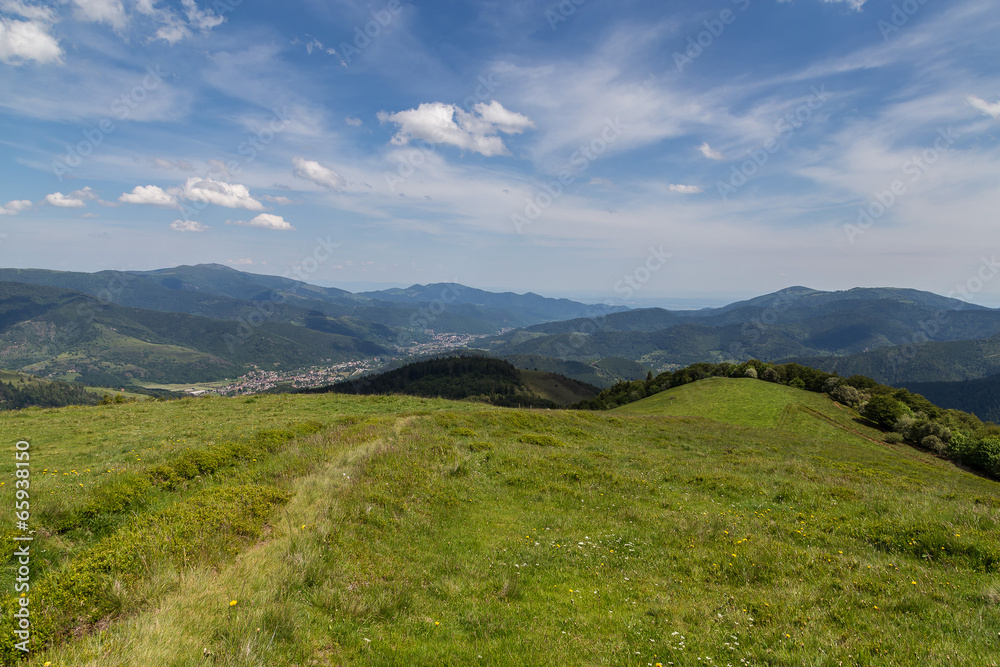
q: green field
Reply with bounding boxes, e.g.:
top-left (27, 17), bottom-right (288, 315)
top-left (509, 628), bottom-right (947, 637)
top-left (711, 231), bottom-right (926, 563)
top-left (1, 380), bottom-right (998, 665)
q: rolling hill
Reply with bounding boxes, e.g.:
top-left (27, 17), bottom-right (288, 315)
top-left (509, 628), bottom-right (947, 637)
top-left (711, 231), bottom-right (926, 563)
top-left (2, 379), bottom-right (997, 665)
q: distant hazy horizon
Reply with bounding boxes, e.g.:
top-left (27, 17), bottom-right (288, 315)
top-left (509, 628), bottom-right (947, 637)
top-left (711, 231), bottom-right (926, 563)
top-left (1, 0), bottom-right (997, 306)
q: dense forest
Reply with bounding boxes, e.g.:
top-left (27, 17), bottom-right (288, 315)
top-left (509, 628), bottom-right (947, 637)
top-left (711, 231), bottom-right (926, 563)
top-left (299, 355), bottom-right (561, 408)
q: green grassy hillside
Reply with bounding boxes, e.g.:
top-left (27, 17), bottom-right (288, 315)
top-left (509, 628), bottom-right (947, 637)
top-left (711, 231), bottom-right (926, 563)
top-left (520, 369), bottom-right (601, 405)
top-left (1, 381), bottom-right (998, 665)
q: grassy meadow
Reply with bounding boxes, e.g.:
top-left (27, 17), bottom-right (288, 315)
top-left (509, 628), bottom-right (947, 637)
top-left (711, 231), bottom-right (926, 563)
top-left (1, 380), bottom-right (998, 665)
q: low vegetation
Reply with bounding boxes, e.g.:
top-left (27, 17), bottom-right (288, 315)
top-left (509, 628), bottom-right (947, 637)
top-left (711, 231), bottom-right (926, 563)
top-left (0, 379), bottom-right (997, 665)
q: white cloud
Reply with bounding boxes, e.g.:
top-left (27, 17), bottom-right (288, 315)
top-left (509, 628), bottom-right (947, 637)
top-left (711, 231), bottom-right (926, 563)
top-left (669, 184), bottom-right (703, 194)
top-left (473, 100), bottom-right (536, 135)
top-left (70, 186), bottom-right (99, 201)
top-left (45, 191), bottom-right (87, 207)
top-left (179, 177), bottom-right (264, 210)
top-left (699, 142), bottom-right (725, 160)
top-left (119, 185), bottom-right (179, 207)
top-left (345, 115), bottom-right (363, 127)
top-left (262, 194), bottom-right (293, 205)
top-left (170, 219), bottom-right (208, 232)
top-left (181, 0), bottom-right (223, 31)
top-left (378, 100), bottom-right (534, 157)
top-left (304, 37), bottom-right (336, 56)
top-left (226, 258), bottom-right (255, 265)
top-left (779, 0), bottom-right (866, 10)
top-left (70, 0), bottom-right (127, 31)
top-left (968, 95), bottom-right (1000, 119)
top-left (825, 0), bottom-right (866, 10)
top-left (151, 157), bottom-right (195, 171)
top-left (0, 17), bottom-right (62, 65)
top-left (0, 199), bottom-right (30, 215)
top-left (226, 213), bottom-right (294, 231)
top-left (65, 0), bottom-right (225, 44)
top-left (292, 157), bottom-right (346, 190)
top-left (1, 1), bottom-right (56, 21)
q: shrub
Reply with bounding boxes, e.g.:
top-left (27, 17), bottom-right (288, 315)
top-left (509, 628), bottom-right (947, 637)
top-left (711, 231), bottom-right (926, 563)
top-left (863, 394), bottom-right (906, 429)
top-left (922, 434), bottom-right (946, 455)
top-left (884, 432), bottom-right (904, 444)
top-left (831, 384), bottom-right (866, 408)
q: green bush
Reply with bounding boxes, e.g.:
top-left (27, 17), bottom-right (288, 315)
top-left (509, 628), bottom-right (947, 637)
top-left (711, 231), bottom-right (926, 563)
top-left (863, 394), bottom-right (906, 429)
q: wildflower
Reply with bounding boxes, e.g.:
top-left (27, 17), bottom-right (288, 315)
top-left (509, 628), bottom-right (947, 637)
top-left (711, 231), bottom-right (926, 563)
top-left (230, 600), bottom-right (238, 606)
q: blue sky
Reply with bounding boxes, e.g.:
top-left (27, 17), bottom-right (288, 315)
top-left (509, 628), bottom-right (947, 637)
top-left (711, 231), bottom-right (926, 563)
top-left (1, 0), bottom-right (998, 306)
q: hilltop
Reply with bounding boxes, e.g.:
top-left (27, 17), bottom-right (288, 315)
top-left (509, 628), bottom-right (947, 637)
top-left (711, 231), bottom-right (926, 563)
top-left (299, 355), bottom-right (601, 408)
top-left (1, 377), bottom-right (997, 665)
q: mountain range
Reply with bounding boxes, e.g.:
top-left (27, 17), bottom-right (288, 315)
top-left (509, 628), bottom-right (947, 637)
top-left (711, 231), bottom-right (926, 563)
top-left (3, 264), bottom-right (1000, 418)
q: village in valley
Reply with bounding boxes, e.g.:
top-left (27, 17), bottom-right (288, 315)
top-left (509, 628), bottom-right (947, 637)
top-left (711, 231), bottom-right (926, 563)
top-left (209, 331), bottom-right (496, 396)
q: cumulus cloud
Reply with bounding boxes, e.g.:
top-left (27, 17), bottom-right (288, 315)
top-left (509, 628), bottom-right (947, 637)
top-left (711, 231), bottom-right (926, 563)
top-left (968, 96), bottom-right (1000, 119)
top-left (262, 194), bottom-right (293, 205)
top-left (699, 142), bottom-right (725, 160)
top-left (170, 219), bottom-right (208, 232)
top-left (378, 100), bottom-right (534, 157)
top-left (180, 177), bottom-right (264, 210)
top-left (0, 199), bottom-right (31, 215)
top-left (119, 184), bottom-right (179, 207)
top-left (345, 115), bottom-right (363, 127)
top-left (292, 157), bottom-right (346, 190)
top-left (226, 213), bottom-right (294, 231)
top-left (669, 184), bottom-right (703, 194)
top-left (0, 16), bottom-right (62, 65)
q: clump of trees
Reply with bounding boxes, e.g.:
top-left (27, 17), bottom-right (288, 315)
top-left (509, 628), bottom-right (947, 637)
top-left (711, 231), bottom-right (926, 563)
top-left (575, 359), bottom-right (1000, 480)
top-left (0, 378), bottom-right (100, 410)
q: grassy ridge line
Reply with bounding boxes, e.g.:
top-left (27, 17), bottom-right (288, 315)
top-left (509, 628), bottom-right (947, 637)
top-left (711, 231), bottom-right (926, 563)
top-left (24, 390), bottom-right (1000, 666)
